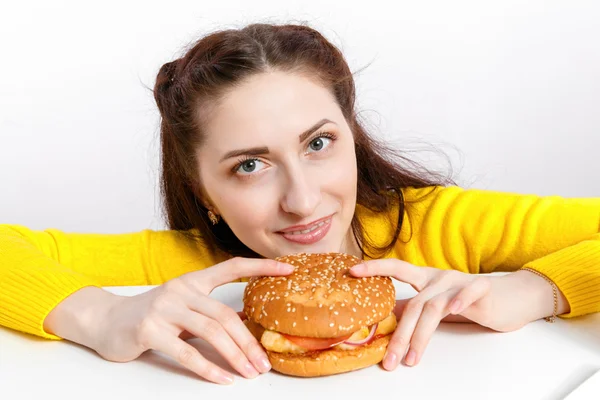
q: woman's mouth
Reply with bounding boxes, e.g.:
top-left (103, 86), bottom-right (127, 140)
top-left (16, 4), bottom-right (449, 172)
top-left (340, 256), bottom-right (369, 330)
top-left (277, 216), bottom-right (333, 245)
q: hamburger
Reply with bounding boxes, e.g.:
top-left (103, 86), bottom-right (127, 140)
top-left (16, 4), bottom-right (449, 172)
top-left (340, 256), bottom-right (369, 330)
top-left (242, 252), bottom-right (397, 377)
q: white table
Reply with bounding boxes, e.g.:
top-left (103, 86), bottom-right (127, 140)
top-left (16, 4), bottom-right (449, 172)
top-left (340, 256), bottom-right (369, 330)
top-left (1, 281), bottom-right (599, 400)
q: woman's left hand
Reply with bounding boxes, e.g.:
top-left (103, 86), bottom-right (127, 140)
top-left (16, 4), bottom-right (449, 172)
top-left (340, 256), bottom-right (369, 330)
top-left (349, 259), bottom-right (567, 370)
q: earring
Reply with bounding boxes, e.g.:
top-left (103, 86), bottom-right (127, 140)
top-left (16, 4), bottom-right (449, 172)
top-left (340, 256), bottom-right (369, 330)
top-left (208, 210), bottom-right (219, 225)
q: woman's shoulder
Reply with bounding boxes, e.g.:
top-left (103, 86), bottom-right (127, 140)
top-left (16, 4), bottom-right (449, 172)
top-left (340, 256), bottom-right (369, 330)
top-left (401, 185), bottom-right (462, 202)
top-left (355, 185), bottom-right (487, 238)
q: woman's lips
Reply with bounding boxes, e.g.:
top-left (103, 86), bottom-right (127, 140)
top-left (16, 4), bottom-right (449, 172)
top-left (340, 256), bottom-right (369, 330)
top-left (277, 216), bottom-right (332, 245)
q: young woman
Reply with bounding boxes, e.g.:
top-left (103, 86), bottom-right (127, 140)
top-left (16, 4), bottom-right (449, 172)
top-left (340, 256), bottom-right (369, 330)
top-left (1, 23), bottom-right (599, 385)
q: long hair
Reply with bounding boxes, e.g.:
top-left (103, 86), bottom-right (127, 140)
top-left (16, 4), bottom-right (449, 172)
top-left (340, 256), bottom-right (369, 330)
top-left (153, 23), bottom-right (453, 259)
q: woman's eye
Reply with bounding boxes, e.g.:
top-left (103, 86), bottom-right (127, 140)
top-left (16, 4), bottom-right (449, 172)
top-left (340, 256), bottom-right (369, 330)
top-left (308, 136), bottom-right (332, 153)
top-left (236, 159), bottom-right (265, 175)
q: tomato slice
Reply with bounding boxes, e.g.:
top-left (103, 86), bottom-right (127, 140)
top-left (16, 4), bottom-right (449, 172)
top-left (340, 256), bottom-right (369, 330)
top-left (281, 333), bottom-right (353, 351)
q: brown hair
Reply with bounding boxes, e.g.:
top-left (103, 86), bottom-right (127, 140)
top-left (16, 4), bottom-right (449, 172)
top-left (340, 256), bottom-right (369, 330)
top-left (153, 23), bottom-right (453, 259)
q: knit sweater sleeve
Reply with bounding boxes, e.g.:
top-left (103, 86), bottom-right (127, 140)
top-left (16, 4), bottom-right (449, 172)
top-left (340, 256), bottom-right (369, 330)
top-left (359, 186), bottom-right (600, 318)
top-left (0, 225), bottom-right (226, 339)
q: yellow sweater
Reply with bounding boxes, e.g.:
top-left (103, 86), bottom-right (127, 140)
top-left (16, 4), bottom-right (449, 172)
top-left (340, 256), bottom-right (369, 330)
top-left (1, 186), bottom-right (599, 340)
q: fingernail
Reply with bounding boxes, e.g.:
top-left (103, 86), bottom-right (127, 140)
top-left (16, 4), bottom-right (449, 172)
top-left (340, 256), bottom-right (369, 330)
top-left (405, 349), bottom-right (417, 366)
top-left (280, 263), bottom-right (295, 273)
top-left (217, 372), bottom-right (234, 385)
top-left (244, 362), bottom-right (259, 378)
top-left (450, 299), bottom-right (462, 314)
top-left (383, 351), bottom-right (397, 370)
top-left (257, 356), bottom-right (271, 372)
top-left (351, 264), bottom-right (366, 274)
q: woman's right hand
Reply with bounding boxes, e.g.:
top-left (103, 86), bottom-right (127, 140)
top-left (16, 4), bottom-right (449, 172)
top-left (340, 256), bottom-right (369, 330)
top-left (44, 257), bottom-right (294, 384)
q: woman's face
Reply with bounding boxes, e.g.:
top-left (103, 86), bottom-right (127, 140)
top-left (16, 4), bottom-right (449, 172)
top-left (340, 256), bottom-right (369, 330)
top-left (196, 71), bottom-right (359, 259)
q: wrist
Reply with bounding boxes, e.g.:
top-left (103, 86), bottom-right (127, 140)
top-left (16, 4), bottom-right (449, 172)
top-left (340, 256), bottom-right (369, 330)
top-left (511, 269), bottom-right (570, 321)
top-left (44, 286), bottom-right (122, 349)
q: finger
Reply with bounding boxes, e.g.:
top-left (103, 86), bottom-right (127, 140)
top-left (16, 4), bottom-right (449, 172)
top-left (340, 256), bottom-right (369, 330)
top-left (404, 291), bottom-right (456, 367)
top-left (150, 333), bottom-right (234, 385)
top-left (350, 259), bottom-right (429, 291)
top-left (448, 278), bottom-right (491, 315)
top-left (187, 294), bottom-right (270, 374)
top-left (177, 310), bottom-right (260, 379)
top-left (394, 299), bottom-right (473, 324)
top-left (382, 286), bottom-right (439, 371)
top-left (202, 258), bottom-right (294, 290)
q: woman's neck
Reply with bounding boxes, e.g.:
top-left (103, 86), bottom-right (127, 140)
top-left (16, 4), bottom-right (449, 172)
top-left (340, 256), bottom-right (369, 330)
top-left (341, 226), bottom-right (364, 259)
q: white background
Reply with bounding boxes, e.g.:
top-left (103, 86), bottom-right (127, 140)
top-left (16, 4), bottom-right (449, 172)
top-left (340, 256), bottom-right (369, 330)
top-left (1, 0), bottom-right (599, 233)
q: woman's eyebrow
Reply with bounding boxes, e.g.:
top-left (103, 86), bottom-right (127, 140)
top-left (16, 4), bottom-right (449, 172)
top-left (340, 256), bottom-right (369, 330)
top-left (298, 118), bottom-right (334, 143)
top-left (219, 118), bottom-right (335, 162)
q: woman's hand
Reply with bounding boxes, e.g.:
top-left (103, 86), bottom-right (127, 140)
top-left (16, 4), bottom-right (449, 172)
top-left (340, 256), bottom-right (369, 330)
top-left (350, 259), bottom-right (568, 371)
top-left (44, 257), bottom-right (294, 384)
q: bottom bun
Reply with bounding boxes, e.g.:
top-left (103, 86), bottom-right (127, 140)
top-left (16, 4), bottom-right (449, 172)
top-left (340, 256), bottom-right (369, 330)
top-left (267, 335), bottom-right (391, 377)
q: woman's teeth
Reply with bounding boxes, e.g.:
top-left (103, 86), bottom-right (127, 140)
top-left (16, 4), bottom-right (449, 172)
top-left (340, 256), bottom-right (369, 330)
top-left (288, 219), bottom-right (329, 235)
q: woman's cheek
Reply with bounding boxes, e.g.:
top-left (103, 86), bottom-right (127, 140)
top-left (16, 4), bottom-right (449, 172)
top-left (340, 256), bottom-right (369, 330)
top-left (322, 153), bottom-right (357, 193)
top-left (222, 186), bottom-right (276, 230)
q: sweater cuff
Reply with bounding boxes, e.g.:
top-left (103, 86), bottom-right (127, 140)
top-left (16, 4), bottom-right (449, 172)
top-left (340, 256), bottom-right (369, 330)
top-left (522, 234), bottom-right (600, 318)
top-left (0, 265), bottom-right (99, 340)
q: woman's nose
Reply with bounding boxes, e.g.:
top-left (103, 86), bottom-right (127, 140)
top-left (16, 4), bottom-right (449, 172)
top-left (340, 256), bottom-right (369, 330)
top-left (280, 167), bottom-right (321, 218)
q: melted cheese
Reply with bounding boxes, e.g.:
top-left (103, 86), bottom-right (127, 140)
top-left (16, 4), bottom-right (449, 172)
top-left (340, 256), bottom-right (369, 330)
top-left (258, 314), bottom-right (397, 353)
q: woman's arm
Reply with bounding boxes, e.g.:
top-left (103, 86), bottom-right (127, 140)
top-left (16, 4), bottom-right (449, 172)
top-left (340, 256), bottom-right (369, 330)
top-left (0, 224), bottom-right (226, 339)
top-left (359, 186), bottom-right (600, 318)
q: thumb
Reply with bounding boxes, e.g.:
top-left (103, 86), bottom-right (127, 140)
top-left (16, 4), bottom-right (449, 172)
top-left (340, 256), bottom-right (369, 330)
top-left (351, 259), bottom-right (428, 290)
top-left (199, 257), bottom-right (295, 292)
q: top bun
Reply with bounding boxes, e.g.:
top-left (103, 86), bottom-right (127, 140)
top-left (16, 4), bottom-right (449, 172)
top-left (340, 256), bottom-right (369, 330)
top-left (243, 252), bottom-right (395, 338)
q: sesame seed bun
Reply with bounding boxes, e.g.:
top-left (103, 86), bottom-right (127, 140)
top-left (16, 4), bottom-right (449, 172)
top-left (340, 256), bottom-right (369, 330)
top-left (267, 335), bottom-right (391, 377)
top-left (242, 252), bottom-right (396, 338)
